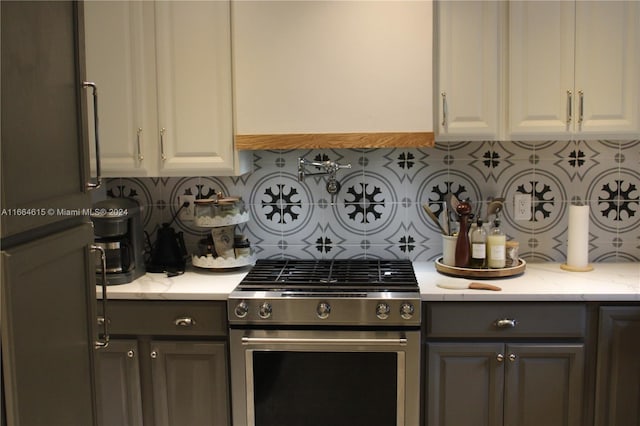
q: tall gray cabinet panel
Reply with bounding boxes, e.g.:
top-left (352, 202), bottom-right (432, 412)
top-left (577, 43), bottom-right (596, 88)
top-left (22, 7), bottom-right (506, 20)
top-left (150, 341), bottom-right (229, 426)
top-left (1, 1), bottom-right (98, 425)
top-left (1, 224), bottom-right (97, 426)
top-left (1, 0), bottom-right (91, 239)
top-left (594, 306), bottom-right (640, 426)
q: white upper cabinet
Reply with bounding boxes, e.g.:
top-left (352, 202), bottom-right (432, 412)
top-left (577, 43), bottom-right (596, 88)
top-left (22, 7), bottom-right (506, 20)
top-left (435, 1), bottom-right (504, 141)
top-left (509, 1), bottom-right (640, 139)
top-left (84, 1), bottom-right (250, 177)
top-left (84, 1), bottom-right (151, 176)
top-left (232, 0), bottom-right (433, 149)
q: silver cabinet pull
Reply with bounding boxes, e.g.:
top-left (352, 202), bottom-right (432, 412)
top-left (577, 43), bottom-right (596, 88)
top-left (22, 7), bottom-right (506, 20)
top-left (566, 90), bottom-right (573, 124)
top-left (136, 128), bottom-right (144, 162)
top-left (441, 91), bottom-right (447, 127)
top-left (174, 317), bottom-right (196, 327)
top-left (160, 128), bottom-right (167, 161)
top-left (578, 90), bottom-right (584, 124)
top-left (496, 353), bottom-right (505, 362)
top-left (127, 350), bottom-right (135, 358)
top-left (508, 353), bottom-right (517, 362)
top-left (83, 82), bottom-right (102, 189)
top-left (494, 318), bottom-right (517, 329)
top-left (150, 351), bottom-right (158, 359)
top-left (91, 244), bottom-right (109, 349)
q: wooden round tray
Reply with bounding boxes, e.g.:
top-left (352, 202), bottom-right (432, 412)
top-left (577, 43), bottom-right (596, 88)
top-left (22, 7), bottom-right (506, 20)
top-left (435, 258), bottom-right (526, 279)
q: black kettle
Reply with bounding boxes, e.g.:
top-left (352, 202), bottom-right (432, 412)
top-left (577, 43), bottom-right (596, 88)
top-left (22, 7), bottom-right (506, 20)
top-left (147, 223), bottom-right (188, 274)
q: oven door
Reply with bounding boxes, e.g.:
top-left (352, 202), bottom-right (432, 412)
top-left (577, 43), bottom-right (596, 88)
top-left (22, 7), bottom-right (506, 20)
top-left (230, 328), bottom-right (420, 426)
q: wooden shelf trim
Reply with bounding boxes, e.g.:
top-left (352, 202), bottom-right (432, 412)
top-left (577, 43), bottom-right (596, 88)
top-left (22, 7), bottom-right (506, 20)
top-left (235, 132), bottom-right (435, 150)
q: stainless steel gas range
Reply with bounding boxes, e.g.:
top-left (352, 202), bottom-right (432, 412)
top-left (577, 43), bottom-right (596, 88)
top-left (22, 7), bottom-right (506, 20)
top-left (228, 259), bottom-right (421, 426)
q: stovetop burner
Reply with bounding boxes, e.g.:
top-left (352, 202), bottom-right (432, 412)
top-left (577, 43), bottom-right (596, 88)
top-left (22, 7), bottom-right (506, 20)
top-left (229, 259), bottom-right (421, 326)
top-left (238, 259), bottom-right (418, 292)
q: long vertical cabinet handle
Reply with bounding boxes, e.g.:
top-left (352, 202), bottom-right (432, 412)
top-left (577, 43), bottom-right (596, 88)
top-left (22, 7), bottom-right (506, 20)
top-left (91, 244), bottom-right (110, 349)
top-left (578, 90), bottom-right (584, 124)
top-left (566, 90), bottom-right (573, 124)
top-left (82, 82), bottom-right (102, 189)
top-left (136, 128), bottom-right (144, 162)
top-left (160, 128), bottom-right (167, 161)
top-left (441, 92), bottom-right (447, 127)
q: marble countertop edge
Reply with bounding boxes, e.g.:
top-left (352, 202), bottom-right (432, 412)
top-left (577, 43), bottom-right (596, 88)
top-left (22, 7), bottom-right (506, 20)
top-left (97, 261), bottom-right (640, 302)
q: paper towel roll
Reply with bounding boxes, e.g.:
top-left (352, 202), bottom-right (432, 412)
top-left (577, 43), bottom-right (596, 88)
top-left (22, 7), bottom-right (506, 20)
top-left (566, 205), bottom-right (590, 268)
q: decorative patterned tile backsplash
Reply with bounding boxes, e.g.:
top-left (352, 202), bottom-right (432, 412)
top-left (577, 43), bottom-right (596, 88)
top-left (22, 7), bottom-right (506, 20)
top-left (105, 139), bottom-right (640, 262)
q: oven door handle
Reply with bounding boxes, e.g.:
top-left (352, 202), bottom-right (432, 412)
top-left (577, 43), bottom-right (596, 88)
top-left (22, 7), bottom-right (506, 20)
top-left (241, 337), bottom-right (407, 346)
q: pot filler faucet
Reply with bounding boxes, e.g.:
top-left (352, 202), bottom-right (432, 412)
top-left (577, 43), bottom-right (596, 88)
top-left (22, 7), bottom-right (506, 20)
top-left (298, 157), bottom-right (352, 203)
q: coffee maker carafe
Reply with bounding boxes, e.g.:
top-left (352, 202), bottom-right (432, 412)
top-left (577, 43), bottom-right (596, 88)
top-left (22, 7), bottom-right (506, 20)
top-left (91, 198), bottom-right (146, 285)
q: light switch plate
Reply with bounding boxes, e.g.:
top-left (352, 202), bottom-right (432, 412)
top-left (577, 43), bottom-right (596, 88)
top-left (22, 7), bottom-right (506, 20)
top-left (514, 193), bottom-right (532, 221)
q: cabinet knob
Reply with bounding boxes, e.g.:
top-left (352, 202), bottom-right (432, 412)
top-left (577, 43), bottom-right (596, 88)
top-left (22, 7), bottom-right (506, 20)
top-left (150, 351), bottom-right (158, 359)
top-left (127, 350), bottom-right (135, 358)
top-left (508, 353), bottom-right (517, 362)
top-left (496, 353), bottom-right (505, 362)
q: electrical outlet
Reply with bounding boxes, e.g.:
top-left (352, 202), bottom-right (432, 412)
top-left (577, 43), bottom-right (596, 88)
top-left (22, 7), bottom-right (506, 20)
top-left (178, 195), bottom-right (196, 221)
top-left (514, 193), bottom-right (532, 221)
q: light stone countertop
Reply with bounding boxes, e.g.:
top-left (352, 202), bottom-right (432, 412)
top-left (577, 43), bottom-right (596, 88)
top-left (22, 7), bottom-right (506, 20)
top-left (98, 262), bottom-right (640, 302)
top-left (415, 262), bottom-right (640, 301)
top-left (97, 266), bottom-right (248, 301)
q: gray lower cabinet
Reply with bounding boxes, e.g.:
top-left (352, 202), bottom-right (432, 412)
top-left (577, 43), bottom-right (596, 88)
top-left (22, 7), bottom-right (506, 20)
top-left (150, 341), bottom-right (229, 426)
top-left (96, 340), bottom-right (143, 426)
top-left (95, 301), bottom-right (230, 426)
top-left (426, 302), bottom-right (587, 426)
top-left (1, 224), bottom-right (98, 426)
top-left (594, 306), bottom-right (640, 426)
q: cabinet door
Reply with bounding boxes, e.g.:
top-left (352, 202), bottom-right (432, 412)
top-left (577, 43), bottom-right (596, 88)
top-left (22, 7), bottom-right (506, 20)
top-left (150, 341), bottom-right (230, 426)
top-left (1, 1), bottom-right (91, 238)
top-left (509, 1), bottom-right (575, 138)
top-left (574, 1), bottom-right (640, 137)
top-left (83, 1), bottom-right (155, 177)
top-left (504, 344), bottom-right (585, 426)
top-left (155, 1), bottom-right (248, 177)
top-left (436, 1), bottom-right (501, 140)
top-left (595, 307), bottom-right (640, 426)
top-left (427, 342), bottom-right (504, 426)
top-left (1, 224), bottom-right (97, 426)
top-left (233, 1), bottom-right (433, 138)
top-left (95, 340), bottom-right (143, 426)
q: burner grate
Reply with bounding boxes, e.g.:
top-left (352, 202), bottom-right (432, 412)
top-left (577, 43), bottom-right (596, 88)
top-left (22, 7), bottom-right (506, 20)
top-left (239, 259), bottom-right (418, 291)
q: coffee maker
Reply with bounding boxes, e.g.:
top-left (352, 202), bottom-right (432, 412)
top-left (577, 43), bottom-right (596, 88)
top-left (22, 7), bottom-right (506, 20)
top-left (91, 198), bottom-right (146, 285)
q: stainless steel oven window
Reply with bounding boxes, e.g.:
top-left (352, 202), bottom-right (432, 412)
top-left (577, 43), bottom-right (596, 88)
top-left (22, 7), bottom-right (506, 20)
top-left (230, 329), bottom-right (420, 426)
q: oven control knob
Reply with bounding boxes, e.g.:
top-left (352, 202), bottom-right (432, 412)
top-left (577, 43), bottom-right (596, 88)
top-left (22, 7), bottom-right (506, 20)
top-left (316, 302), bottom-right (331, 319)
top-left (234, 301), bottom-right (249, 318)
top-left (258, 302), bottom-right (272, 319)
top-left (376, 303), bottom-right (391, 320)
top-left (400, 303), bottom-right (415, 320)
